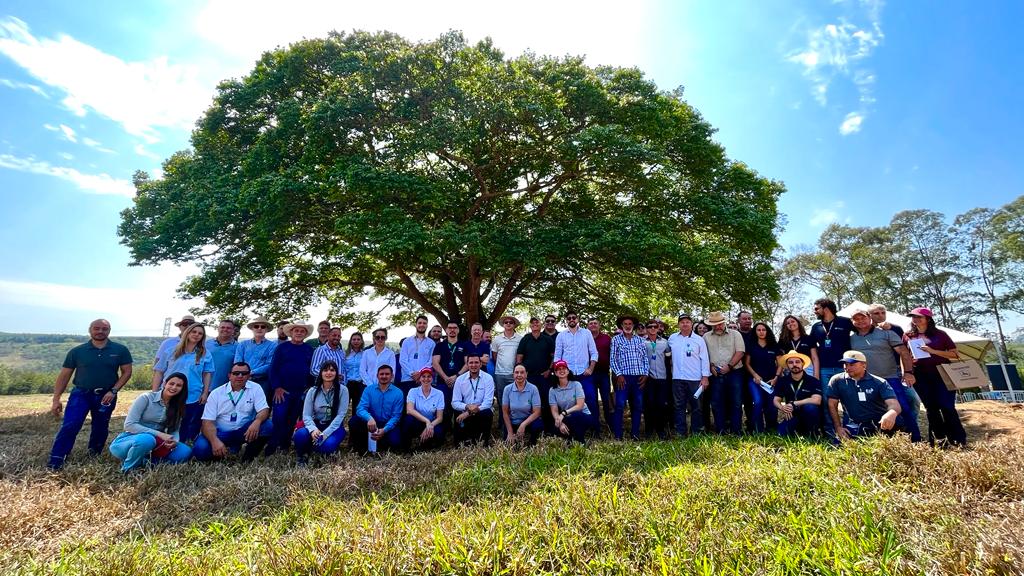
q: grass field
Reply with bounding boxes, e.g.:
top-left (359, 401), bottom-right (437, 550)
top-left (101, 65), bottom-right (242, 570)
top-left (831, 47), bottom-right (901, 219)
top-left (2, 393), bottom-right (1023, 575)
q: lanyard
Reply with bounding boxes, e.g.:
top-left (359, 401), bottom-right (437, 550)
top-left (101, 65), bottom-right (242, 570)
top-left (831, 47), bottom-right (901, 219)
top-left (469, 377), bottom-right (480, 401)
top-left (792, 378), bottom-right (804, 399)
top-left (823, 321), bottom-right (835, 338)
top-left (227, 388), bottom-right (245, 408)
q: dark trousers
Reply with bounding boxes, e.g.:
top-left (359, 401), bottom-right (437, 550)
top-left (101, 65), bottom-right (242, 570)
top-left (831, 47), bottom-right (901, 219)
top-left (503, 418), bottom-right (543, 446)
top-left (347, 380), bottom-right (366, 415)
top-left (454, 409), bottom-right (493, 446)
top-left (593, 369), bottom-right (613, 430)
top-left (578, 375), bottom-right (600, 434)
top-left (528, 374), bottom-right (554, 434)
top-left (349, 416), bottom-right (401, 454)
top-left (747, 379), bottom-right (778, 433)
top-left (612, 375), bottom-right (644, 440)
top-left (192, 419), bottom-right (273, 461)
top-left (643, 377), bottom-right (671, 439)
top-left (777, 403), bottom-right (822, 437)
top-left (48, 388), bottom-right (117, 469)
top-left (819, 367), bottom-right (844, 442)
top-left (555, 411), bottom-right (592, 444)
top-left (834, 415), bottom-right (906, 445)
top-left (267, 390), bottom-right (304, 454)
top-left (885, 377), bottom-right (922, 443)
top-left (710, 371), bottom-right (744, 434)
top-left (293, 426), bottom-right (347, 457)
top-left (434, 380), bottom-right (454, 431)
top-left (914, 369), bottom-right (967, 446)
top-left (180, 402), bottom-right (204, 443)
top-left (672, 379), bottom-right (704, 436)
top-left (400, 414), bottom-right (446, 451)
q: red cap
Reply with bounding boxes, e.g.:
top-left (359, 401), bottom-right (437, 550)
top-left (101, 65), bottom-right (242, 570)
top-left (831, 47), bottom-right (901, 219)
top-left (909, 307), bottom-right (933, 318)
top-left (551, 359), bottom-right (569, 371)
top-left (418, 367), bottom-right (434, 377)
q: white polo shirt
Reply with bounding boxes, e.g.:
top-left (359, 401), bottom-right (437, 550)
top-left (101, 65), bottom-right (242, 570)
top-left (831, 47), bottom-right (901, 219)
top-left (201, 381), bottom-right (269, 431)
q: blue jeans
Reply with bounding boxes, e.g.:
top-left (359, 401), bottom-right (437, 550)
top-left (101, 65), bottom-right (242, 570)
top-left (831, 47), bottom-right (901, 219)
top-left (48, 388), bottom-right (117, 469)
top-left (885, 377), bottom-right (922, 442)
top-left (179, 402), bottom-right (204, 443)
top-left (293, 426), bottom-right (347, 457)
top-left (193, 419), bottom-right (273, 461)
top-left (577, 374), bottom-right (600, 434)
top-left (556, 411), bottom-right (593, 444)
top-left (108, 431), bottom-right (192, 472)
top-left (710, 371), bottom-right (743, 434)
top-left (593, 369), bottom-right (613, 429)
top-left (267, 389), bottom-right (304, 455)
top-left (643, 378), bottom-right (671, 439)
top-left (672, 379), bottom-right (703, 436)
top-left (612, 375), bottom-right (644, 440)
top-left (748, 379), bottom-right (778, 433)
top-left (777, 403), bottom-right (822, 437)
top-left (819, 367), bottom-right (844, 441)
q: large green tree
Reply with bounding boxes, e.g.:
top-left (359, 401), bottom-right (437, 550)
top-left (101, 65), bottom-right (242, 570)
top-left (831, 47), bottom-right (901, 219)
top-left (119, 31), bottom-right (783, 328)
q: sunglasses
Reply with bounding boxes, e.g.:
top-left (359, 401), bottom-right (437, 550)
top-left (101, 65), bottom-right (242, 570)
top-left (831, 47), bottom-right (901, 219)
top-left (230, 371), bottom-right (251, 376)
top-left (503, 320), bottom-right (514, 325)
top-left (374, 335), bottom-right (386, 340)
top-left (545, 319), bottom-right (555, 323)
top-left (252, 325), bottom-right (270, 330)
top-left (566, 316), bottom-right (577, 321)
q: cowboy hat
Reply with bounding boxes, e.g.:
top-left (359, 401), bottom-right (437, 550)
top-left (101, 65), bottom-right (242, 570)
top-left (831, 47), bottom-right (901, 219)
top-left (174, 314), bottom-right (196, 327)
top-left (704, 311), bottom-right (727, 326)
top-left (499, 315), bottom-right (520, 327)
top-left (616, 314), bottom-right (640, 329)
top-left (247, 316), bottom-right (273, 330)
top-left (777, 350), bottom-right (812, 369)
top-left (283, 322), bottom-right (315, 337)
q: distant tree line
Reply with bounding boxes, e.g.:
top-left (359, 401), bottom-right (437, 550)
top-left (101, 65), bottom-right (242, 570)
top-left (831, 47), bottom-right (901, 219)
top-left (0, 364), bottom-right (154, 396)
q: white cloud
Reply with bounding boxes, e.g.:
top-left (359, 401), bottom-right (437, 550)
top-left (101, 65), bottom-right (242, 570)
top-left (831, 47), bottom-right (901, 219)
top-left (809, 201), bottom-right (848, 227)
top-left (786, 1), bottom-right (883, 130)
top-left (58, 123), bottom-right (76, 143)
top-left (58, 152), bottom-right (73, 160)
top-left (0, 153), bottom-right (134, 197)
top-left (82, 137), bottom-right (116, 154)
top-left (134, 143), bottom-right (160, 160)
top-left (839, 111), bottom-right (863, 135)
top-left (0, 77), bottom-right (47, 97)
top-left (0, 17), bottom-right (213, 143)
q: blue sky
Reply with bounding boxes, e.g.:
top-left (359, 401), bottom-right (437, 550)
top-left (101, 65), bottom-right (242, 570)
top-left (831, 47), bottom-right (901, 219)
top-left (1, 0), bottom-right (1021, 336)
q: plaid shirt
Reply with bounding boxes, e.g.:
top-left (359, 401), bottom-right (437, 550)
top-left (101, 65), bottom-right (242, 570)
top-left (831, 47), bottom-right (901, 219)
top-left (610, 333), bottom-right (651, 377)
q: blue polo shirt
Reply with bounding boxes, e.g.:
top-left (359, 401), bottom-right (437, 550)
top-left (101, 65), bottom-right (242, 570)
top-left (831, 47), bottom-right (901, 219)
top-left (548, 381), bottom-right (591, 414)
top-left (155, 350), bottom-right (215, 404)
top-left (407, 386), bottom-right (445, 419)
top-left (502, 382), bottom-right (542, 425)
top-left (206, 338), bottom-right (237, 389)
top-left (234, 338), bottom-right (277, 378)
top-left (63, 340), bottom-right (133, 392)
top-left (826, 373), bottom-right (896, 425)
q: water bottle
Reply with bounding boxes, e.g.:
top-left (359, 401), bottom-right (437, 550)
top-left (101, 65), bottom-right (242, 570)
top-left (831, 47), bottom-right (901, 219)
top-left (367, 431), bottom-right (377, 453)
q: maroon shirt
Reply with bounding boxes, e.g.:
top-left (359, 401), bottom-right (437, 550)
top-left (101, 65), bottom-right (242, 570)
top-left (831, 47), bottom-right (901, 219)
top-left (593, 332), bottom-right (611, 371)
top-left (905, 328), bottom-right (956, 374)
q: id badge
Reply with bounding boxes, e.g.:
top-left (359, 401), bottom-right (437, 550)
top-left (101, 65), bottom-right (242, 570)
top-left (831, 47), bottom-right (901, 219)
top-left (414, 353), bottom-right (418, 359)
top-left (230, 412), bottom-right (238, 422)
top-left (857, 392), bottom-right (867, 402)
top-left (651, 354), bottom-right (657, 360)
top-left (824, 339), bottom-right (832, 348)
top-left (448, 360), bottom-right (455, 370)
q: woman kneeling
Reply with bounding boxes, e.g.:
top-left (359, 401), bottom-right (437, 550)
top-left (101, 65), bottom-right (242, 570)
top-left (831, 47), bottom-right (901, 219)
top-left (293, 360), bottom-right (349, 464)
top-left (109, 372), bottom-right (192, 473)
top-left (401, 367), bottom-right (446, 451)
top-left (549, 360), bottom-right (593, 445)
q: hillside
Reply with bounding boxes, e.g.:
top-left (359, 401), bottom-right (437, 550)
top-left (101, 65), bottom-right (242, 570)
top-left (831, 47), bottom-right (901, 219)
top-left (0, 332), bottom-right (165, 371)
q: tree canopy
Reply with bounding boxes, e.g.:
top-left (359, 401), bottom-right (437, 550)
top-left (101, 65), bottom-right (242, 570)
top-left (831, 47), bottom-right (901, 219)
top-left (119, 31), bottom-right (784, 328)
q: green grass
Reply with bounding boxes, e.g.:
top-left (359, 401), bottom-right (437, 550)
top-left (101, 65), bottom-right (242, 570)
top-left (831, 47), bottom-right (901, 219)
top-left (2, 394), bottom-right (1023, 575)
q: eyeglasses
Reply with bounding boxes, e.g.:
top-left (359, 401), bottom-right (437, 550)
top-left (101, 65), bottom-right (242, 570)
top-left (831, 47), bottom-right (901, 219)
top-left (374, 335), bottom-right (386, 340)
top-left (252, 325), bottom-right (269, 330)
top-left (230, 371), bottom-right (251, 376)
top-left (503, 320), bottom-right (514, 325)
top-left (545, 319), bottom-right (555, 323)
top-left (566, 316), bottom-right (577, 321)
top-left (647, 325), bottom-right (658, 330)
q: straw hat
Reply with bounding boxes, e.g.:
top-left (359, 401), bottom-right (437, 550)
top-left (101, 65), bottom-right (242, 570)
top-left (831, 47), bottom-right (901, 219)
top-left (704, 311), bottom-right (727, 326)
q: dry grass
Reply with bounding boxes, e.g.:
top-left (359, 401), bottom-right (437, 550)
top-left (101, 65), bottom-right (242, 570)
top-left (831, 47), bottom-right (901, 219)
top-left (2, 394), bottom-right (1023, 575)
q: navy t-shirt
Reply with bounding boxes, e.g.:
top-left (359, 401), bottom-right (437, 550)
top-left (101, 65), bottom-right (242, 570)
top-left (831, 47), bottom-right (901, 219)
top-left (826, 373), bottom-right (896, 425)
top-left (747, 342), bottom-right (781, 380)
top-left (464, 339), bottom-right (490, 361)
top-left (433, 339), bottom-right (467, 376)
top-left (810, 316), bottom-right (854, 369)
top-left (779, 335), bottom-right (817, 359)
top-left (773, 374), bottom-right (822, 403)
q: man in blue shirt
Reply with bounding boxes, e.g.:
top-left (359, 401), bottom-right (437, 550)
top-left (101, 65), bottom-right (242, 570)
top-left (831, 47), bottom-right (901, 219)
top-left (206, 319), bottom-right (238, 389)
top-left (350, 364), bottom-right (404, 455)
top-left (48, 319), bottom-right (134, 470)
top-left (310, 326), bottom-right (347, 378)
top-left (234, 316), bottom-right (278, 403)
top-left (452, 354), bottom-right (496, 446)
top-left (554, 312), bottom-right (599, 433)
top-left (609, 315), bottom-right (649, 440)
top-left (399, 315), bottom-right (436, 397)
top-left (827, 350), bottom-right (904, 443)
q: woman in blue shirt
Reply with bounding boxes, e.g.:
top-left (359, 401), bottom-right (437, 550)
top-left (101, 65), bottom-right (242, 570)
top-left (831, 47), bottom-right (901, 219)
top-left (502, 364), bottom-right (543, 446)
top-left (152, 323), bottom-right (214, 442)
top-left (548, 360), bottom-right (592, 445)
top-left (744, 322), bottom-right (782, 433)
top-left (293, 360), bottom-right (349, 464)
top-left (109, 372), bottom-right (192, 472)
top-left (401, 367), bottom-right (446, 451)
top-left (344, 332), bottom-right (366, 413)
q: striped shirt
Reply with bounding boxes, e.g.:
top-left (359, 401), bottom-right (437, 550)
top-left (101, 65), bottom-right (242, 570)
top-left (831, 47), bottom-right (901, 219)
top-left (310, 343), bottom-right (348, 381)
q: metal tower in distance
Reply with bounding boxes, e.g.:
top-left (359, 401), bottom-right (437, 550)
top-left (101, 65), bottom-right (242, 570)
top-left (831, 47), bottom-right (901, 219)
top-left (162, 317), bottom-right (172, 337)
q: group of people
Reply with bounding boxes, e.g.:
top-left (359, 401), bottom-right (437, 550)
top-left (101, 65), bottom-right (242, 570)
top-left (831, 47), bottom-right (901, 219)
top-left (45, 298), bottom-right (968, 473)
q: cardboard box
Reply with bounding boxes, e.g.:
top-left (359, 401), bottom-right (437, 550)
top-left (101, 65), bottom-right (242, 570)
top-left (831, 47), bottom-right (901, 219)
top-left (938, 360), bottom-right (990, 391)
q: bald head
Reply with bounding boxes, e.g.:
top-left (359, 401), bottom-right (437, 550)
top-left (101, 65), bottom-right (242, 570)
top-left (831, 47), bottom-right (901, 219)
top-left (89, 319), bottom-right (111, 342)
